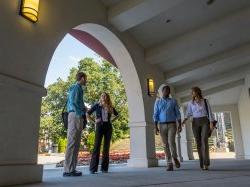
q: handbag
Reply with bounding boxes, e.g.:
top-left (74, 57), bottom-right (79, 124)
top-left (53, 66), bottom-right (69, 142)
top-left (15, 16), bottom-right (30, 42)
top-left (204, 99), bottom-right (217, 137)
top-left (61, 101), bottom-right (68, 129)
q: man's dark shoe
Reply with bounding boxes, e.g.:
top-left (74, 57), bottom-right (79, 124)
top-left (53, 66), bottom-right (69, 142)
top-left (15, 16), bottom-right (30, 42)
top-left (200, 160), bottom-right (204, 169)
top-left (90, 171), bottom-right (98, 174)
top-left (202, 165), bottom-right (209, 171)
top-left (174, 158), bottom-right (181, 168)
top-left (166, 163), bottom-right (174, 171)
top-left (101, 170), bottom-right (108, 173)
top-left (63, 170), bottom-right (82, 177)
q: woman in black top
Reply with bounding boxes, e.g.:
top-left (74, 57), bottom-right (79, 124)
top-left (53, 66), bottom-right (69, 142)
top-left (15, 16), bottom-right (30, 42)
top-left (87, 92), bottom-right (119, 174)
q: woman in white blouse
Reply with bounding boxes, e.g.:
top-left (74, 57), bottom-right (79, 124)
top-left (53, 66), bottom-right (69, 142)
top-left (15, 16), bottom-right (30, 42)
top-left (182, 87), bottom-right (214, 170)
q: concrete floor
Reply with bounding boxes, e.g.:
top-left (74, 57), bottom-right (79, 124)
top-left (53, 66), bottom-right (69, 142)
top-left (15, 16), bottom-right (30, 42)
top-left (15, 159), bottom-right (250, 187)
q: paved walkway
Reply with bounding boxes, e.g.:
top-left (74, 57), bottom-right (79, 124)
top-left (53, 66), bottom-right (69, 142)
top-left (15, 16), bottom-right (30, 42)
top-left (15, 159), bottom-right (250, 187)
top-left (38, 153), bottom-right (65, 165)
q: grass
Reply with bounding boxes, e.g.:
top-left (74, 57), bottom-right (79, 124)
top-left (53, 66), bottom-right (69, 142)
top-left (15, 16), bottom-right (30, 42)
top-left (110, 135), bottom-right (164, 152)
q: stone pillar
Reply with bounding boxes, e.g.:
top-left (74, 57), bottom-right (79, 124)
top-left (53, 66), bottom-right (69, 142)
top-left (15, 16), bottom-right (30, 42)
top-left (0, 74), bottom-right (44, 186)
top-left (176, 132), bottom-right (184, 162)
top-left (178, 107), bottom-right (194, 161)
top-left (230, 107), bottom-right (245, 159)
top-left (128, 121), bottom-right (158, 167)
top-left (212, 104), bottom-right (245, 159)
top-left (238, 73), bottom-right (250, 159)
top-left (178, 120), bottom-right (194, 161)
top-left (185, 120), bottom-right (195, 160)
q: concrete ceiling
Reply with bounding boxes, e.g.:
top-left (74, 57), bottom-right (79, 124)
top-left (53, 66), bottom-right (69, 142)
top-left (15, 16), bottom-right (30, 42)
top-left (130, 0), bottom-right (250, 48)
top-left (101, 0), bottom-right (122, 7)
top-left (100, 0), bottom-right (250, 106)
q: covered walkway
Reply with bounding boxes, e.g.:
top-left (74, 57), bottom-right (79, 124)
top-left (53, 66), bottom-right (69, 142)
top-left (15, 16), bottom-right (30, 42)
top-left (17, 160), bottom-right (250, 187)
top-left (1, 0), bottom-right (250, 186)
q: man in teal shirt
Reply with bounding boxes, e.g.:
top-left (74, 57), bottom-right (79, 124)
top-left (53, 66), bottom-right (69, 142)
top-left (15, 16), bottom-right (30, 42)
top-left (63, 72), bottom-right (87, 177)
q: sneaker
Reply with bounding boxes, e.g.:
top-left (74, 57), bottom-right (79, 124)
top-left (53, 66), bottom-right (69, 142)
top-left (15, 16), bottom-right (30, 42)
top-left (63, 170), bottom-right (82, 177)
top-left (173, 158), bottom-right (181, 168)
top-left (166, 163), bottom-right (174, 171)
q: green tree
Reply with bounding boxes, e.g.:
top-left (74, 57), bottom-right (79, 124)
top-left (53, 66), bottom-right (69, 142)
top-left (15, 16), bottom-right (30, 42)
top-left (39, 79), bottom-right (68, 144)
top-left (40, 58), bottom-right (129, 151)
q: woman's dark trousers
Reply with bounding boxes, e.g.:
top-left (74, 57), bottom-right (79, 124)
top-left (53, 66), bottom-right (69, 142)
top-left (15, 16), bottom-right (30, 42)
top-left (192, 117), bottom-right (210, 168)
top-left (90, 122), bottom-right (112, 172)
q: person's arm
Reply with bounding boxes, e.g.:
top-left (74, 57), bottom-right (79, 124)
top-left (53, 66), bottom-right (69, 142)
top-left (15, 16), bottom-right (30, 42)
top-left (86, 104), bottom-right (98, 123)
top-left (155, 121), bottom-right (159, 135)
top-left (205, 99), bottom-right (215, 130)
top-left (111, 108), bottom-right (119, 123)
top-left (153, 100), bottom-right (160, 135)
top-left (81, 95), bottom-right (87, 126)
top-left (174, 100), bottom-right (182, 132)
top-left (206, 99), bottom-right (214, 123)
top-left (182, 102), bottom-right (192, 126)
top-left (82, 102), bottom-right (87, 114)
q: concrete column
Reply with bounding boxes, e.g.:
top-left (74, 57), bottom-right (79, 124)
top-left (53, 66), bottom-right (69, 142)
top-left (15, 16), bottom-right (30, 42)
top-left (128, 121), bottom-right (158, 167)
top-left (178, 107), bottom-right (194, 161)
top-left (212, 104), bottom-right (245, 159)
top-left (230, 107), bottom-right (245, 159)
top-left (185, 120), bottom-right (195, 160)
top-left (179, 121), bottom-right (194, 160)
top-left (0, 74), bottom-right (44, 186)
top-left (176, 132), bottom-right (183, 162)
top-left (238, 73), bottom-right (250, 159)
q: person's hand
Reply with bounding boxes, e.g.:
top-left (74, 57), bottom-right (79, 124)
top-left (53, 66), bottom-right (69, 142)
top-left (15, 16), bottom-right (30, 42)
top-left (210, 123), bottom-right (214, 130)
top-left (155, 127), bottom-right (160, 135)
top-left (111, 116), bottom-right (119, 123)
top-left (182, 120), bottom-right (186, 127)
top-left (178, 125), bottom-right (182, 133)
top-left (82, 114), bottom-right (87, 129)
top-left (96, 118), bottom-right (102, 123)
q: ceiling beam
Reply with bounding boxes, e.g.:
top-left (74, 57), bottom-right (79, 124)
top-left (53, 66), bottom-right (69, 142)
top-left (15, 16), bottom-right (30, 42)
top-left (145, 7), bottom-right (250, 65)
top-left (180, 79), bottom-right (245, 103)
top-left (108, 0), bottom-right (185, 32)
top-left (175, 63), bottom-right (250, 98)
top-left (165, 43), bottom-right (250, 84)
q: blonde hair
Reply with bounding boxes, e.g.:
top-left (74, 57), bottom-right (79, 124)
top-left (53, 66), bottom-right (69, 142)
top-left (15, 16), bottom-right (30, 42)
top-left (99, 92), bottom-right (113, 113)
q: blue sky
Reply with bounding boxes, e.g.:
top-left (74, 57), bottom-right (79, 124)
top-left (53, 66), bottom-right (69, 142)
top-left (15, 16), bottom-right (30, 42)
top-left (45, 34), bottom-right (101, 87)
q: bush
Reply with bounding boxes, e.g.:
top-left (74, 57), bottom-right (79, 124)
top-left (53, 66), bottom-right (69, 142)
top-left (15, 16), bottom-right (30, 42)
top-left (86, 132), bottom-right (95, 153)
top-left (58, 138), bottom-right (67, 153)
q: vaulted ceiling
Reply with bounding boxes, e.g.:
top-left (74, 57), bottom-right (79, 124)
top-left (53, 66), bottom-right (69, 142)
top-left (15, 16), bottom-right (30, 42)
top-left (101, 0), bottom-right (250, 106)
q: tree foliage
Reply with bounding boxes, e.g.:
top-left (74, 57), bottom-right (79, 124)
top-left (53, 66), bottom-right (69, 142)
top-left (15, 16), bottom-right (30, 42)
top-left (39, 58), bottom-right (129, 151)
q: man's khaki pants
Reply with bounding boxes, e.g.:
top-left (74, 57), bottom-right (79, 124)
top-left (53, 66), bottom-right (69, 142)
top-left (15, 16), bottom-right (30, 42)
top-left (159, 123), bottom-right (178, 164)
top-left (64, 112), bottom-right (83, 173)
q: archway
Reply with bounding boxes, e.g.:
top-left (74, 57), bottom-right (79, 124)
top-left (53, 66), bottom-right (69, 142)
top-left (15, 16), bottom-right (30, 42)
top-left (72, 23), bottom-right (145, 124)
top-left (42, 23), bottom-right (157, 169)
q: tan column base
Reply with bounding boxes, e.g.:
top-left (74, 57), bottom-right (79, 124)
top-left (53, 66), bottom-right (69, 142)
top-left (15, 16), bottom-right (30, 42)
top-left (0, 164), bottom-right (43, 186)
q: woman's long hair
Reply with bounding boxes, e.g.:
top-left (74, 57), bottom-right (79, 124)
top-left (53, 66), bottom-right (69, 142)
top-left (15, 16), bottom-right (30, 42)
top-left (192, 87), bottom-right (203, 102)
top-left (99, 92), bottom-right (113, 113)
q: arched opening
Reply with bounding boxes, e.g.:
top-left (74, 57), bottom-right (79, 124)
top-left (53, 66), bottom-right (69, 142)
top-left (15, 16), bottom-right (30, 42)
top-left (39, 23), bottom-right (149, 171)
top-left (71, 23), bottom-right (145, 124)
